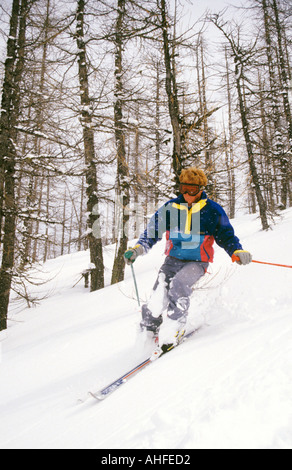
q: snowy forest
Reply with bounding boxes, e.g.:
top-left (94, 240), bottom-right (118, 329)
top-left (0, 0), bottom-right (291, 331)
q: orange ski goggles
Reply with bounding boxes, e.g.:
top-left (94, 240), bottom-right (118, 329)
top-left (179, 183), bottom-right (201, 196)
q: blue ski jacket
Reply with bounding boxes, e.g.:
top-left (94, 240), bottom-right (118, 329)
top-left (137, 192), bottom-right (242, 262)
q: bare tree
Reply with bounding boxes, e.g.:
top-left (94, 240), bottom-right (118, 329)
top-left (157, 0), bottom-right (182, 186)
top-left (111, 0), bottom-right (130, 285)
top-left (211, 14), bottom-right (269, 230)
top-left (271, 0), bottom-right (292, 207)
top-left (224, 47), bottom-right (236, 218)
top-left (261, 0), bottom-right (289, 209)
top-left (0, 0), bottom-right (29, 331)
top-left (75, 0), bottom-right (104, 291)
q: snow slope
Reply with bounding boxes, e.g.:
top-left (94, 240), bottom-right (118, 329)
top-left (0, 209), bottom-right (292, 449)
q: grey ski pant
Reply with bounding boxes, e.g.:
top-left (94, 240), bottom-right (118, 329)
top-left (141, 256), bottom-right (208, 331)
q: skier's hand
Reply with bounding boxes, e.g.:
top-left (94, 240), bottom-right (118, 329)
top-left (124, 244), bottom-right (144, 265)
top-left (232, 250), bottom-right (252, 265)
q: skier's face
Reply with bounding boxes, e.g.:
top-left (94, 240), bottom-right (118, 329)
top-left (183, 191), bottom-right (202, 205)
top-left (180, 183), bottom-right (202, 205)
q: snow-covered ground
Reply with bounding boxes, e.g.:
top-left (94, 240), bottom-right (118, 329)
top-left (0, 209), bottom-right (291, 449)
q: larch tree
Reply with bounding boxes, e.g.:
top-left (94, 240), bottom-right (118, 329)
top-left (111, 0), bottom-right (130, 285)
top-left (75, 0), bottom-right (104, 291)
top-left (0, 0), bottom-right (29, 331)
top-left (211, 14), bottom-right (269, 230)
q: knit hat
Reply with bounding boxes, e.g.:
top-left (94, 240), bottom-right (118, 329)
top-left (179, 167), bottom-right (207, 186)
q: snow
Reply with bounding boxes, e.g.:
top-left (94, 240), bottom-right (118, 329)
top-left (0, 209), bottom-right (292, 449)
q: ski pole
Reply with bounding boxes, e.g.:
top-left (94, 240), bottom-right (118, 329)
top-left (232, 255), bottom-right (292, 268)
top-left (131, 263), bottom-right (141, 306)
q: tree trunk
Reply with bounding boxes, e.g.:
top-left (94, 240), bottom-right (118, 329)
top-left (211, 15), bottom-right (269, 230)
top-left (43, 172), bottom-right (50, 263)
top-left (198, 37), bottom-right (216, 199)
top-left (21, 0), bottom-right (51, 266)
top-left (225, 48), bottom-right (236, 218)
top-left (0, 0), bottom-right (20, 250)
top-left (262, 0), bottom-right (288, 209)
top-left (0, 0), bottom-right (27, 331)
top-left (76, 0), bottom-right (104, 291)
top-left (154, 61), bottom-right (161, 208)
top-left (258, 71), bottom-right (275, 212)
top-left (235, 62), bottom-right (269, 230)
top-left (158, 0), bottom-right (182, 187)
top-left (271, 0), bottom-right (292, 208)
top-left (111, 0), bottom-right (130, 285)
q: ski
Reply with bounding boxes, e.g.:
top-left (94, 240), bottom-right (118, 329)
top-left (87, 356), bottom-right (152, 401)
top-left (87, 328), bottom-right (199, 402)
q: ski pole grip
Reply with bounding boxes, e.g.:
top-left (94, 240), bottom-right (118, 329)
top-left (231, 254), bottom-right (240, 263)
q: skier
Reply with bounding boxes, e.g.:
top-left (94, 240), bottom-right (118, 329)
top-left (124, 167), bottom-right (252, 352)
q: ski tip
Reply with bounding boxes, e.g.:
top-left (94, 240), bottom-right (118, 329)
top-left (88, 391), bottom-right (105, 401)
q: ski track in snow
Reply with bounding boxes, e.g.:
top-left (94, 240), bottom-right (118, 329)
top-left (0, 209), bottom-right (291, 449)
